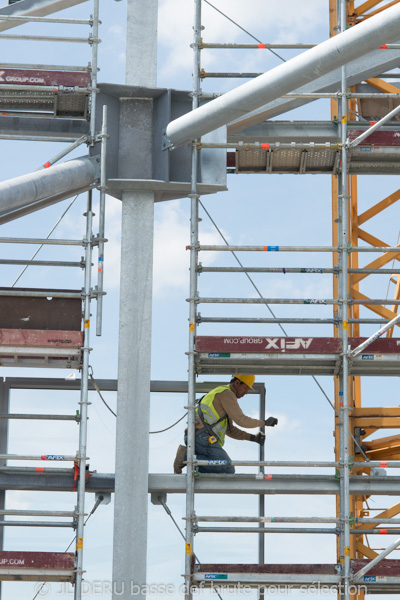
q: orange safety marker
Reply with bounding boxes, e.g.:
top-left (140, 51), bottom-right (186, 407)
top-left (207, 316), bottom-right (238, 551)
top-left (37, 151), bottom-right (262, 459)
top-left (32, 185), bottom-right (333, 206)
top-left (41, 455), bottom-right (47, 460)
top-left (370, 121), bottom-right (377, 126)
top-left (261, 143), bottom-right (270, 150)
top-left (380, 461), bottom-right (388, 468)
top-left (264, 474), bottom-right (272, 480)
top-left (2, 111), bottom-right (6, 116)
top-left (36, 467), bottom-right (44, 471)
top-left (380, 44), bottom-right (388, 49)
top-left (379, 529), bottom-right (388, 534)
top-left (258, 43), bottom-right (266, 49)
top-left (43, 161), bottom-right (51, 169)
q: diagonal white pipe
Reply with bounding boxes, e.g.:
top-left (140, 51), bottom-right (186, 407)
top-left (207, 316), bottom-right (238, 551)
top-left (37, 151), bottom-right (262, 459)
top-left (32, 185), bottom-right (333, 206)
top-left (0, 155), bottom-right (98, 216)
top-left (166, 2), bottom-right (400, 148)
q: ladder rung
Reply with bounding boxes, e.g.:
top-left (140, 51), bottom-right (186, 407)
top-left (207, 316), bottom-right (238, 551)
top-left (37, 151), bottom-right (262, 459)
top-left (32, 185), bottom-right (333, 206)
top-left (0, 454), bottom-right (80, 461)
top-left (0, 63), bottom-right (91, 72)
top-left (0, 509), bottom-right (76, 517)
top-left (0, 413), bottom-right (79, 421)
top-left (0, 520), bottom-right (74, 527)
top-left (0, 466), bottom-right (73, 473)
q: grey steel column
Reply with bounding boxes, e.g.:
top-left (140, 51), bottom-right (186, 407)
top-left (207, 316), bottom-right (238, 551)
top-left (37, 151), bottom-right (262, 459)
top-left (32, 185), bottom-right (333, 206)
top-left (112, 2), bottom-right (157, 598)
top-left (0, 379), bottom-right (9, 600)
top-left (125, 0), bottom-right (157, 87)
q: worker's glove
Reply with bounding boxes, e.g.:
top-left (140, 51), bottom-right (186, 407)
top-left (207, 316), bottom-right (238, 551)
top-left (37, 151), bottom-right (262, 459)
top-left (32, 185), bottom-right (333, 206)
top-left (250, 432), bottom-right (265, 445)
top-left (265, 417), bottom-right (278, 427)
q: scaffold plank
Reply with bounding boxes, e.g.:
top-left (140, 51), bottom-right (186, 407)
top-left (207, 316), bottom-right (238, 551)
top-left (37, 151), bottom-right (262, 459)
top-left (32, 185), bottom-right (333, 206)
top-left (0, 329), bottom-right (82, 347)
top-left (0, 551), bottom-right (75, 582)
top-left (192, 560), bottom-right (400, 590)
top-left (0, 69), bottom-right (90, 88)
top-left (195, 336), bottom-right (400, 376)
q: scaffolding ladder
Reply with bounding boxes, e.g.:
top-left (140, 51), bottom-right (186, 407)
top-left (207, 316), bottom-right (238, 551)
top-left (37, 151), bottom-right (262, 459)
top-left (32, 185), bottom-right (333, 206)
top-left (0, 1), bottom-right (106, 598)
top-left (183, 1), bottom-right (400, 598)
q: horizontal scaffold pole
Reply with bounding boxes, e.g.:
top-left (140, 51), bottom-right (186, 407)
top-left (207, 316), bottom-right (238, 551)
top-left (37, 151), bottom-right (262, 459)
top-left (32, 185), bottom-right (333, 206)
top-left (165, 3), bottom-right (400, 147)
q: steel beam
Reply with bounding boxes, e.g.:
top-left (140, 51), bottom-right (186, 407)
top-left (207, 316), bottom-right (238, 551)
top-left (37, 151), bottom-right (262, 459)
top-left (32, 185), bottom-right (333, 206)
top-left (166, 4), bottom-right (400, 147)
top-left (0, 117), bottom-right (89, 140)
top-left (0, 472), bottom-right (400, 496)
top-left (0, 156), bottom-right (99, 218)
top-left (229, 47), bottom-right (400, 133)
top-left (228, 121), bottom-right (400, 144)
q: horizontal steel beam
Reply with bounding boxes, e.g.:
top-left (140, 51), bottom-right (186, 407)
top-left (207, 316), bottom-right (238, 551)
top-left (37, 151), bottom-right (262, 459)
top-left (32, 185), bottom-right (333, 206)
top-left (228, 121), bottom-right (400, 144)
top-left (0, 116), bottom-right (89, 140)
top-left (1, 472), bottom-right (400, 495)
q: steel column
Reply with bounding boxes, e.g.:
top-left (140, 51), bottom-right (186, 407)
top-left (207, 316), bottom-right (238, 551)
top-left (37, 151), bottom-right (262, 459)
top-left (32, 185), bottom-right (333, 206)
top-left (112, 192), bottom-right (154, 600)
top-left (112, 2), bottom-right (157, 598)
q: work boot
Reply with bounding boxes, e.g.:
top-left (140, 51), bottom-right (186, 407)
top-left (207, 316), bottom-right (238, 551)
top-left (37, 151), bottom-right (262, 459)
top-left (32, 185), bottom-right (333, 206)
top-left (173, 444), bottom-right (187, 474)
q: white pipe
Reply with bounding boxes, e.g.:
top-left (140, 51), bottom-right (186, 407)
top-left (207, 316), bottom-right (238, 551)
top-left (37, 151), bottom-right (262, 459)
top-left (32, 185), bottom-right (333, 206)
top-left (353, 536), bottom-right (400, 581)
top-left (0, 156), bottom-right (98, 214)
top-left (348, 103), bottom-right (400, 148)
top-left (350, 312), bottom-right (400, 358)
top-left (166, 3), bottom-right (400, 148)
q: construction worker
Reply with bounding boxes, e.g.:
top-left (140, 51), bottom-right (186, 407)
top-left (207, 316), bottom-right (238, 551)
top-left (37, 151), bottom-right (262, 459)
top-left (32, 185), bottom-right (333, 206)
top-left (173, 374), bottom-right (278, 474)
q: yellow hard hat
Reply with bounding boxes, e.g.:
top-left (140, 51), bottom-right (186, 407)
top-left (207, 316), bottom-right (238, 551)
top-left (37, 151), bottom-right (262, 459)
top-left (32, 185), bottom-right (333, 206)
top-left (234, 374), bottom-right (255, 390)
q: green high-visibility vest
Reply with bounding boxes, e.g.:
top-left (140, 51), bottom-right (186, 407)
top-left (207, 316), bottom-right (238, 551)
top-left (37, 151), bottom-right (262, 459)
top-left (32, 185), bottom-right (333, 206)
top-left (197, 385), bottom-right (230, 446)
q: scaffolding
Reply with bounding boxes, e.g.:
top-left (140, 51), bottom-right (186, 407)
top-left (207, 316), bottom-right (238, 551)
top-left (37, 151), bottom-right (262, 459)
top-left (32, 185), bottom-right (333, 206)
top-left (0, 1), bottom-right (105, 598)
top-left (181, 0), bottom-right (400, 598)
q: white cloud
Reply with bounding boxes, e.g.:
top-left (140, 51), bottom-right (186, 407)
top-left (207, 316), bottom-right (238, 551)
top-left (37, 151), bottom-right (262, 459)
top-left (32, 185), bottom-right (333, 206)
top-left (157, 0), bottom-right (327, 83)
top-left (153, 200), bottom-right (224, 295)
top-left (100, 197), bottom-right (225, 297)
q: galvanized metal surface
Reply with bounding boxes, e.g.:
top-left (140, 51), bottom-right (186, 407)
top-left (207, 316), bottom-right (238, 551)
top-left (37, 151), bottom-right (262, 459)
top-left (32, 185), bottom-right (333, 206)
top-left (112, 191), bottom-right (154, 599)
top-left (0, 155), bottom-right (98, 218)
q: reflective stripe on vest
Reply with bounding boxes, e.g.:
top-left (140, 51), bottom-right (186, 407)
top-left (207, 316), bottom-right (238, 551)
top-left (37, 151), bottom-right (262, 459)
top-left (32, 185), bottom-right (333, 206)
top-left (197, 385), bottom-right (230, 446)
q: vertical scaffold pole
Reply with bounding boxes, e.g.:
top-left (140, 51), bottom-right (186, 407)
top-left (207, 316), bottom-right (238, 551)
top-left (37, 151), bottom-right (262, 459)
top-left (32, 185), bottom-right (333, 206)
top-left (185, 1), bottom-right (202, 597)
top-left (89, 0), bottom-right (99, 144)
top-left (96, 105), bottom-right (107, 336)
top-left (258, 386), bottom-right (266, 600)
top-left (74, 190), bottom-right (93, 600)
top-left (338, 0), bottom-right (350, 597)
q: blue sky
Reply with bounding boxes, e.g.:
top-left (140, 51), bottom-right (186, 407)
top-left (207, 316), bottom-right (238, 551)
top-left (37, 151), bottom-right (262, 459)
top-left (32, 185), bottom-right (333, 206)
top-left (1, 0), bottom-right (400, 598)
